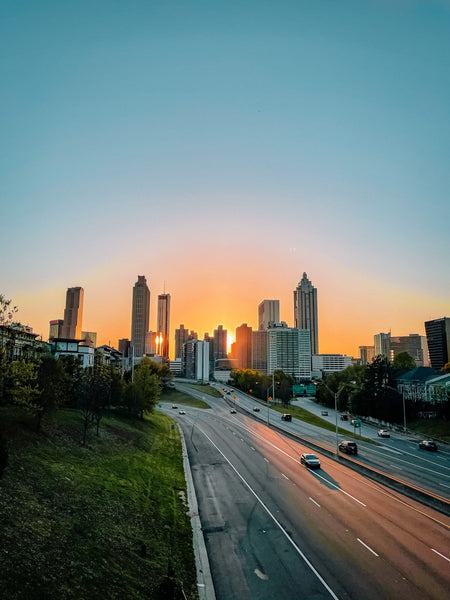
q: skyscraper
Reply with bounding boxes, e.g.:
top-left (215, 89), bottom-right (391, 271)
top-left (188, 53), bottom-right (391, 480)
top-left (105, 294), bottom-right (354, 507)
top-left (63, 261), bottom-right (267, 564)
top-left (157, 293), bottom-right (171, 359)
top-left (425, 317), bottom-right (450, 370)
top-left (131, 275), bottom-right (150, 357)
top-left (61, 287), bottom-right (84, 339)
top-left (374, 332), bottom-right (391, 358)
top-left (293, 273), bottom-right (318, 355)
top-left (258, 300), bottom-right (280, 330)
top-left (234, 323), bottom-right (253, 369)
top-left (213, 325), bottom-right (227, 361)
top-left (267, 322), bottom-right (311, 380)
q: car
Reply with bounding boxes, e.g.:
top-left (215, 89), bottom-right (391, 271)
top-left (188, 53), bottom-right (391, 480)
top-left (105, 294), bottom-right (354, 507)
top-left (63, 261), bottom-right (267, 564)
top-left (300, 453), bottom-right (321, 469)
top-left (172, 405), bottom-right (178, 409)
top-left (253, 407), bottom-right (260, 412)
top-left (419, 440), bottom-right (438, 452)
top-left (340, 414), bottom-right (349, 421)
top-left (321, 410), bottom-right (328, 416)
top-left (227, 391), bottom-right (231, 395)
top-left (178, 410), bottom-right (185, 415)
top-left (338, 440), bottom-right (358, 455)
top-left (281, 413), bottom-right (292, 421)
top-left (230, 409), bottom-right (237, 414)
top-left (377, 429), bottom-right (390, 438)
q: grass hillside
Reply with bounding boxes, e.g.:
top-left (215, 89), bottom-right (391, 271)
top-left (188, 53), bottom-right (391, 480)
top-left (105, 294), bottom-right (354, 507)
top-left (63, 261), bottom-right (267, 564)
top-left (0, 406), bottom-right (198, 600)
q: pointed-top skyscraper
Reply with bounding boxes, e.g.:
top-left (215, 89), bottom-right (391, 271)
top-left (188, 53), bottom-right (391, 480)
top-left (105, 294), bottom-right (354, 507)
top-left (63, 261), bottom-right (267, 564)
top-left (131, 275), bottom-right (150, 357)
top-left (157, 292), bottom-right (171, 359)
top-left (293, 272), bottom-right (318, 355)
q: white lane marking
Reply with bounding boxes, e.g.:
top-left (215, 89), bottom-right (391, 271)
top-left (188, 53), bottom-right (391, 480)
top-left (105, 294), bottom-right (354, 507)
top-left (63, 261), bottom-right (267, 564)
top-left (366, 446), bottom-right (450, 476)
top-left (281, 473), bottom-right (289, 480)
top-left (250, 446), bottom-right (256, 451)
top-left (431, 549), bottom-right (450, 562)
top-left (309, 497), bottom-right (321, 508)
top-left (357, 538), bottom-right (379, 557)
top-left (240, 438), bottom-right (244, 442)
top-left (380, 447), bottom-right (403, 455)
top-left (200, 429), bottom-right (341, 600)
top-left (390, 465), bottom-right (402, 470)
top-left (229, 420), bottom-right (367, 507)
top-left (439, 483), bottom-right (450, 488)
top-left (254, 568), bottom-right (268, 580)
top-left (264, 457), bottom-right (270, 463)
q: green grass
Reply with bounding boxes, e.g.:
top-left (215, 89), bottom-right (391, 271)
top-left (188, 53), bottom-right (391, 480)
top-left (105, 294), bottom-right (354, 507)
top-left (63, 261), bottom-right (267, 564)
top-left (0, 406), bottom-right (199, 600)
top-left (160, 388), bottom-right (211, 409)
top-left (184, 384), bottom-right (222, 398)
top-left (407, 419), bottom-right (450, 443)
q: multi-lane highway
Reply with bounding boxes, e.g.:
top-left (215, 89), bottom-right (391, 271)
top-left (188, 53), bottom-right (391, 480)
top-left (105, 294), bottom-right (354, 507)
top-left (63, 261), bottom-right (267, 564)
top-left (164, 395), bottom-right (450, 599)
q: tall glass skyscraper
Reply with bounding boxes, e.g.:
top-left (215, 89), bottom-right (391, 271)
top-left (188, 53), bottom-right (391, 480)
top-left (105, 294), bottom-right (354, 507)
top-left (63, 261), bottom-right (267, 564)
top-left (131, 275), bottom-right (150, 357)
top-left (293, 273), bottom-right (318, 355)
top-left (425, 317), bottom-right (450, 370)
top-left (157, 293), bottom-right (171, 359)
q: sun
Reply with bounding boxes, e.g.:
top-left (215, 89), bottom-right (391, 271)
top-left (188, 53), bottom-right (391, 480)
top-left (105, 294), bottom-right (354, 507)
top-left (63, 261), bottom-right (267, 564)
top-left (226, 333), bottom-right (234, 355)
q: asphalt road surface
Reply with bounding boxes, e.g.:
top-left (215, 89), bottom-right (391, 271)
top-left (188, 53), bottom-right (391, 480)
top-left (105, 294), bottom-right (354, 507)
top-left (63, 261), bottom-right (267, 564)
top-left (163, 397), bottom-right (450, 600)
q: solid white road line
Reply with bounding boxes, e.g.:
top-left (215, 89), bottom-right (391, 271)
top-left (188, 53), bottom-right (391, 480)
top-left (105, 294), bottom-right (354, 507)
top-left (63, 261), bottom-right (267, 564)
top-left (357, 538), bottom-right (379, 557)
top-left (309, 497), bottom-right (321, 508)
top-left (281, 473), bottom-right (289, 480)
top-left (431, 548), bottom-right (450, 562)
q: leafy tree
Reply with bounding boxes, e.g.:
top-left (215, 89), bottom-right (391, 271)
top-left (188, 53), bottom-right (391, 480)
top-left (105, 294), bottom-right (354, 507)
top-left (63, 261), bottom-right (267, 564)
top-left (130, 357), bottom-right (161, 419)
top-left (58, 355), bottom-right (83, 408)
top-left (393, 352), bottom-right (416, 371)
top-left (5, 359), bottom-right (40, 415)
top-left (78, 364), bottom-right (112, 444)
top-left (35, 353), bottom-right (66, 430)
top-left (0, 294), bottom-right (19, 403)
top-left (315, 364), bottom-right (365, 411)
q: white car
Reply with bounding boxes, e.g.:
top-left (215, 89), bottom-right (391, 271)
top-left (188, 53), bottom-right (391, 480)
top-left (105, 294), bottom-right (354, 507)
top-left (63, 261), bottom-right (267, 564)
top-left (179, 410), bottom-right (186, 415)
top-left (377, 429), bottom-right (390, 438)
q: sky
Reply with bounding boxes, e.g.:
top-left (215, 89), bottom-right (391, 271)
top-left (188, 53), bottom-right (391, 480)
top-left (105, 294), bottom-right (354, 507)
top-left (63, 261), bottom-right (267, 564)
top-left (1, 0), bottom-right (449, 359)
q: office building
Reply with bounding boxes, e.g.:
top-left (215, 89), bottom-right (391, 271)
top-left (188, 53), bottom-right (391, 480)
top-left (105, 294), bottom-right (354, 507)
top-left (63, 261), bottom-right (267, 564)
top-left (183, 339), bottom-right (210, 382)
top-left (374, 332), bottom-right (391, 358)
top-left (293, 273), bottom-right (318, 355)
top-left (118, 338), bottom-right (131, 358)
top-left (157, 293), bottom-right (171, 359)
top-left (175, 325), bottom-right (189, 359)
top-left (359, 346), bottom-right (375, 365)
top-left (258, 300), bottom-right (280, 331)
top-left (145, 331), bottom-right (158, 355)
top-left (49, 319), bottom-right (64, 340)
top-left (252, 330), bottom-right (268, 374)
top-left (131, 275), bottom-right (150, 357)
top-left (61, 286), bottom-right (84, 339)
top-left (267, 322), bottom-right (311, 380)
top-left (390, 334), bottom-right (429, 367)
top-left (425, 317), bottom-right (450, 370)
top-left (213, 325), bottom-right (227, 361)
top-left (234, 323), bottom-right (253, 369)
top-left (312, 354), bottom-right (353, 377)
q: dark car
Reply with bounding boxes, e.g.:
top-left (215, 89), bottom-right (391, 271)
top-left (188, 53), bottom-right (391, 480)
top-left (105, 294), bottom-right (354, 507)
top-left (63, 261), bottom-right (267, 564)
top-left (230, 409), bottom-right (237, 414)
top-left (321, 410), bottom-right (328, 416)
top-left (281, 413), bottom-right (292, 421)
top-left (300, 453), bottom-right (321, 469)
top-left (253, 406), bottom-right (260, 412)
top-left (419, 440), bottom-right (438, 452)
top-left (340, 414), bottom-right (349, 421)
top-left (339, 441), bottom-right (358, 455)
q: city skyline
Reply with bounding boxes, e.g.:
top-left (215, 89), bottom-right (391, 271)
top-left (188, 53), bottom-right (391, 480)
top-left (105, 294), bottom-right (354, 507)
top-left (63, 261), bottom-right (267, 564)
top-left (1, 1), bottom-right (449, 357)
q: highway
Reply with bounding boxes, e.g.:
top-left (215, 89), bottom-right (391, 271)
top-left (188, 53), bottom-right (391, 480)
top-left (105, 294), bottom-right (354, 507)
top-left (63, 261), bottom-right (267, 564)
top-left (162, 391), bottom-right (450, 599)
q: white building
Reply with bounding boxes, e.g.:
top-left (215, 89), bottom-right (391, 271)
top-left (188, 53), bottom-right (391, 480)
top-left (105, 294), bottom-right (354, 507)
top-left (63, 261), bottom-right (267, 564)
top-left (258, 300), bottom-right (280, 330)
top-left (183, 339), bottom-right (210, 382)
top-left (312, 354), bottom-right (353, 378)
top-left (51, 339), bottom-right (94, 368)
top-left (267, 323), bottom-right (311, 380)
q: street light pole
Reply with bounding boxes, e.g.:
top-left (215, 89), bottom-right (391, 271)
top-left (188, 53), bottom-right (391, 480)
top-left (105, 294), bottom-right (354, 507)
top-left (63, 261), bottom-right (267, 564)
top-left (334, 391), bottom-right (339, 456)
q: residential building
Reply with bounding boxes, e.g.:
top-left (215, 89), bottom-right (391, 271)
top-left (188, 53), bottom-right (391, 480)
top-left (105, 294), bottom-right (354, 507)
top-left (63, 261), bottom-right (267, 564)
top-left (267, 322), bottom-right (311, 380)
top-left (61, 287), bottom-right (84, 339)
top-left (175, 325), bottom-right (189, 359)
top-left (293, 273), bottom-right (318, 355)
top-left (234, 323), bottom-right (252, 369)
top-left (49, 319), bottom-right (64, 340)
top-left (252, 330), bottom-right (268, 374)
top-left (97, 344), bottom-right (123, 368)
top-left (50, 338), bottom-right (94, 368)
top-left (395, 367), bottom-right (440, 404)
top-left (359, 345), bottom-right (375, 365)
top-left (374, 332), bottom-right (391, 358)
top-left (169, 358), bottom-right (183, 375)
top-left (157, 293), bottom-right (171, 360)
top-left (312, 354), bottom-right (353, 378)
top-left (425, 317), bottom-right (450, 370)
top-left (1, 324), bottom-right (49, 361)
top-left (258, 300), bottom-right (280, 331)
top-left (131, 275), bottom-right (150, 357)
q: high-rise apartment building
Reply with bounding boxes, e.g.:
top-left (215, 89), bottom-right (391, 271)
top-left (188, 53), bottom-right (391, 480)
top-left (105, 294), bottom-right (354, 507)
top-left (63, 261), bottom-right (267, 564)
top-left (267, 322), bottom-right (311, 380)
top-left (174, 325), bottom-right (197, 359)
top-left (61, 287), bottom-right (84, 339)
top-left (425, 317), bottom-right (450, 370)
top-left (183, 339), bottom-right (210, 382)
top-left (234, 323), bottom-right (253, 369)
top-left (157, 293), bottom-right (171, 359)
top-left (293, 273), bottom-right (318, 355)
top-left (131, 276), bottom-right (150, 357)
top-left (258, 300), bottom-right (280, 331)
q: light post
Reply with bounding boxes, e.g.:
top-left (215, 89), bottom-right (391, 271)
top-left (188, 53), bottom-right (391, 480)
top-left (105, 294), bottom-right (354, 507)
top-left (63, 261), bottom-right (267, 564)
top-left (319, 381), bottom-right (356, 457)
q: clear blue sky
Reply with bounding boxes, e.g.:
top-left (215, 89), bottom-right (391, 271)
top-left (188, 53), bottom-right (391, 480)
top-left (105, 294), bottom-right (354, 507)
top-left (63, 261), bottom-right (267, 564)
top-left (1, 0), bottom-right (449, 354)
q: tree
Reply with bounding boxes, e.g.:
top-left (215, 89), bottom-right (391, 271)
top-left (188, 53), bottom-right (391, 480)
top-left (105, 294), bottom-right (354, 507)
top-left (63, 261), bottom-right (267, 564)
top-left (393, 352), bottom-right (416, 371)
top-left (5, 359), bottom-right (40, 415)
top-left (130, 357), bottom-right (161, 419)
top-left (0, 294), bottom-right (19, 403)
top-left (78, 364), bottom-right (112, 444)
top-left (35, 353), bottom-right (66, 430)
